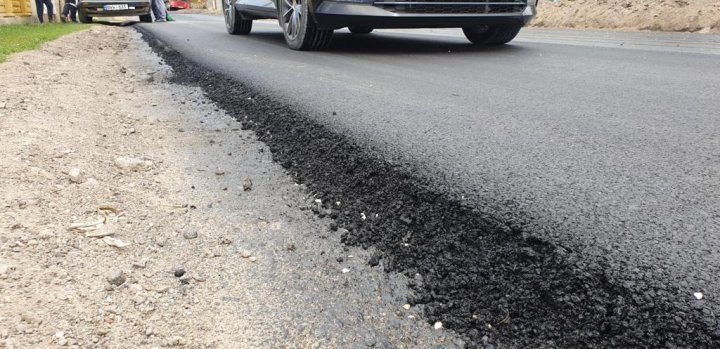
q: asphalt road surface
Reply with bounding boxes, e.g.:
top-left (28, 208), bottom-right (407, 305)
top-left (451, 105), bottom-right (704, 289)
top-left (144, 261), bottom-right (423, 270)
top-left (138, 14), bottom-right (720, 347)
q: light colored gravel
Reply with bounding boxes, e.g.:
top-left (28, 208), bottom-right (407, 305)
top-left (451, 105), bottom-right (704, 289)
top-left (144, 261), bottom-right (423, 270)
top-left (533, 0), bottom-right (720, 33)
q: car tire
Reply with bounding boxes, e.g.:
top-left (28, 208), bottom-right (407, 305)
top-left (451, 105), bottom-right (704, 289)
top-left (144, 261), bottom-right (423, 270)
top-left (224, 0), bottom-right (252, 35)
top-left (78, 11), bottom-right (92, 23)
top-left (348, 26), bottom-right (373, 34)
top-left (462, 25), bottom-right (521, 45)
top-left (279, 0), bottom-right (333, 50)
top-left (139, 14), bottom-right (153, 23)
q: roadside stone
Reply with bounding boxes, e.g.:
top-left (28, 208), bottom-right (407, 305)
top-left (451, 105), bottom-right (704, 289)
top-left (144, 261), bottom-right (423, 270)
top-left (242, 178), bottom-right (253, 191)
top-left (181, 228), bottom-right (198, 239)
top-left (114, 156), bottom-right (153, 172)
top-left (124, 86), bottom-right (134, 93)
top-left (174, 267), bottom-right (186, 278)
top-left (163, 336), bottom-right (185, 347)
top-left (68, 168), bottom-right (85, 184)
top-left (132, 260), bottom-right (147, 269)
top-left (0, 264), bottom-right (9, 275)
top-left (433, 322), bottom-right (443, 330)
top-left (368, 252), bottom-right (381, 267)
top-left (238, 250), bottom-right (252, 258)
top-left (106, 269), bottom-right (126, 286)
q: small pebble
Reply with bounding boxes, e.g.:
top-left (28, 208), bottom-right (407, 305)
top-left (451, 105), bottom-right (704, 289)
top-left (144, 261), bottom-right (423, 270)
top-left (433, 321), bottom-right (443, 330)
top-left (68, 168), bottom-right (85, 184)
top-left (105, 269), bottom-right (126, 286)
top-left (182, 228), bottom-right (198, 240)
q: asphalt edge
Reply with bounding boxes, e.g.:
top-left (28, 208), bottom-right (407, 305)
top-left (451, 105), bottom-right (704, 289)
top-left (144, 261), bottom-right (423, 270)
top-left (134, 26), bottom-right (719, 348)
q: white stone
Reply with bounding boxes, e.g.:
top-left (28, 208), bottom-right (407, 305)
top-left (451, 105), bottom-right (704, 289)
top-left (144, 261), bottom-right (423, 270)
top-left (114, 156), bottom-right (152, 172)
top-left (68, 168), bottom-right (85, 184)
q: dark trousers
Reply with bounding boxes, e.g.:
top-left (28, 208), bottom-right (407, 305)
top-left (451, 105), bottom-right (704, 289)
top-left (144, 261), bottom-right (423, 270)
top-left (62, 3), bottom-right (77, 22)
top-left (35, 0), bottom-right (54, 23)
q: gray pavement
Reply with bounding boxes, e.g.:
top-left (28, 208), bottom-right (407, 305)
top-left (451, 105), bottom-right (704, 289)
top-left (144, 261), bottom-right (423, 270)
top-left (139, 13), bottom-right (720, 344)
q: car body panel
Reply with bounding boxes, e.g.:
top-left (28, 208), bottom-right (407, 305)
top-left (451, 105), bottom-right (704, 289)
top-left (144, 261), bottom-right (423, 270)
top-left (168, 0), bottom-right (191, 10)
top-left (78, 0), bottom-right (151, 17)
top-left (235, 0), bottom-right (536, 29)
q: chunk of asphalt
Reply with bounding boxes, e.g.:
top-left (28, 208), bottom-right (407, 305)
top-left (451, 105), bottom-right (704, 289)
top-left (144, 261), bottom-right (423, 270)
top-left (137, 28), bottom-right (719, 348)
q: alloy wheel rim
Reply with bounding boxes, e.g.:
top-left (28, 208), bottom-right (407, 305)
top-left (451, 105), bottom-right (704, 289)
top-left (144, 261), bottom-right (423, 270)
top-left (282, 0), bottom-right (302, 40)
top-left (224, 0), bottom-right (233, 28)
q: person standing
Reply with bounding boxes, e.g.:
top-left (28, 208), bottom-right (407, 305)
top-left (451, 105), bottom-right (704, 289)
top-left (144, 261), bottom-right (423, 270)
top-left (35, 0), bottom-right (55, 23)
top-left (61, 0), bottom-right (77, 22)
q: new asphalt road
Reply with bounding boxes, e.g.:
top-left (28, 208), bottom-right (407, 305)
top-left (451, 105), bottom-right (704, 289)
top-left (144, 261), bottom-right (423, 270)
top-left (138, 14), bottom-right (720, 347)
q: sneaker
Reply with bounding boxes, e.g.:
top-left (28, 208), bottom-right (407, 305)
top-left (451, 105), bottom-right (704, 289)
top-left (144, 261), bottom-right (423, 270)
top-left (155, 18), bottom-right (166, 22)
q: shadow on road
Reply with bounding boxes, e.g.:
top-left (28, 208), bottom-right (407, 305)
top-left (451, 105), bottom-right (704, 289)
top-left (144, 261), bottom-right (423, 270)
top-left (236, 31), bottom-right (528, 55)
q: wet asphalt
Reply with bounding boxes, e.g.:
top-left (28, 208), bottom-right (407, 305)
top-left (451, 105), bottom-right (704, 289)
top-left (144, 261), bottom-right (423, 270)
top-left (137, 14), bottom-right (720, 348)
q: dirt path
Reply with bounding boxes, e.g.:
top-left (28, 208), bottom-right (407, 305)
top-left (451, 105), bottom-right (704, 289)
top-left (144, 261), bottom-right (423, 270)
top-left (0, 26), bottom-right (460, 348)
top-left (534, 0), bottom-right (720, 33)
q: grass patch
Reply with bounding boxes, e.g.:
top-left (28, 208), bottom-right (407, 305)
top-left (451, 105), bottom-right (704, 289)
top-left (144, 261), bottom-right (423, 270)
top-left (0, 23), bottom-right (91, 62)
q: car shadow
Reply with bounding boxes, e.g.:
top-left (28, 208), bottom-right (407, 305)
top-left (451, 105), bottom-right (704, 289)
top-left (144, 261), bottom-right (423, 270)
top-left (242, 30), bottom-right (529, 55)
top-left (91, 18), bottom-right (139, 26)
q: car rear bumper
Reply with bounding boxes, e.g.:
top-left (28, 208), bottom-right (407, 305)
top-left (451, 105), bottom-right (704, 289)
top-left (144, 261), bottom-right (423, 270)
top-left (314, 1), bottom-right (536, 29)
top-left (78, 2), bottom-right (151, 16)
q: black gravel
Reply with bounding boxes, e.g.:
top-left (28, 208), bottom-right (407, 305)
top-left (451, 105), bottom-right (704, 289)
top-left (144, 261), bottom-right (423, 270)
top-left (138, 28), bottom-right (719, 348)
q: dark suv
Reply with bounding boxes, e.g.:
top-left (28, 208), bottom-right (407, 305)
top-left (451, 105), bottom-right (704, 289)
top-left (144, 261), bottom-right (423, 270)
top-left (222, 0), bottom-right (537, 50)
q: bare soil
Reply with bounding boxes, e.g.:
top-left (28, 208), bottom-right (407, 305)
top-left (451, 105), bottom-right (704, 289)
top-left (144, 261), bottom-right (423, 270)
top-left (0, 26), bottom-right (460, 348)
top-left (534, 0), bottom-right (720, 33)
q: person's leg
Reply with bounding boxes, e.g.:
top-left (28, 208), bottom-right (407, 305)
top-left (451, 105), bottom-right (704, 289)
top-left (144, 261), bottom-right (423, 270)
top-left (150, 0), bottom-right (160, 20)
top-left (44, 0), bottom-right (54, 22)
top-left (35, 0), bottom-right (44, 23)
top-left (153, 0), bottom-right (166, 21)
top-left (70, 5), bottom-right (77, 22)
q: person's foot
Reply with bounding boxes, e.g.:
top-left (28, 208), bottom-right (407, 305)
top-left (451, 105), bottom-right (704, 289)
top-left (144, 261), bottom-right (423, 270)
top-left (155, 18), bottom-right (166, 22)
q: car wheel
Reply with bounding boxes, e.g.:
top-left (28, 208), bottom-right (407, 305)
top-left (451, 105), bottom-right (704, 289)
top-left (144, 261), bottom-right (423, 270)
top-left (462, 25), bottom-right (521, 45)
top-left (224, 0), bottom-right (252, 35)
top-left (348, 26), bottom-right (373, 34)
top-left (78, 11), bottom-right (92, 23)
top-left (139, 14), bottom-right (152, 23)
top-left (279, 0), bottom-right (333, 50)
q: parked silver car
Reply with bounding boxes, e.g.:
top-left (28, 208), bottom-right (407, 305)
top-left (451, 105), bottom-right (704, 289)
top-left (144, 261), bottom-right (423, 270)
top-left (223, 0), bottom-right (537, 50)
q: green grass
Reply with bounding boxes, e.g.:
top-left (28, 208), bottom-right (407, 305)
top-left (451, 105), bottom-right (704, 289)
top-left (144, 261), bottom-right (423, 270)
top-left (0, 23), bottom-right (91, 62)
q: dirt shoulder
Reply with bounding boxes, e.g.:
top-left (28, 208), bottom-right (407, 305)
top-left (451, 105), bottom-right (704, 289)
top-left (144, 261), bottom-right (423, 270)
top-left (0, 26), bottom-right (460, 348)
top-left (533, 0), bottom-right (720, 33)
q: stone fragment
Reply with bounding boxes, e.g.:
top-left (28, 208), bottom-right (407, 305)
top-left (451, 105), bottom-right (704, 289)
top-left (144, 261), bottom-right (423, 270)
top-left (114, 156), bottom-right (153, 172)
top-left (242, 178), bottom-right (253, 191)
top-left (181, 228), bottom-right (198, 240)
top-left (68, 168), bottom-right (85, 184)
top-left (106, 269), bottom-right (126, 286)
